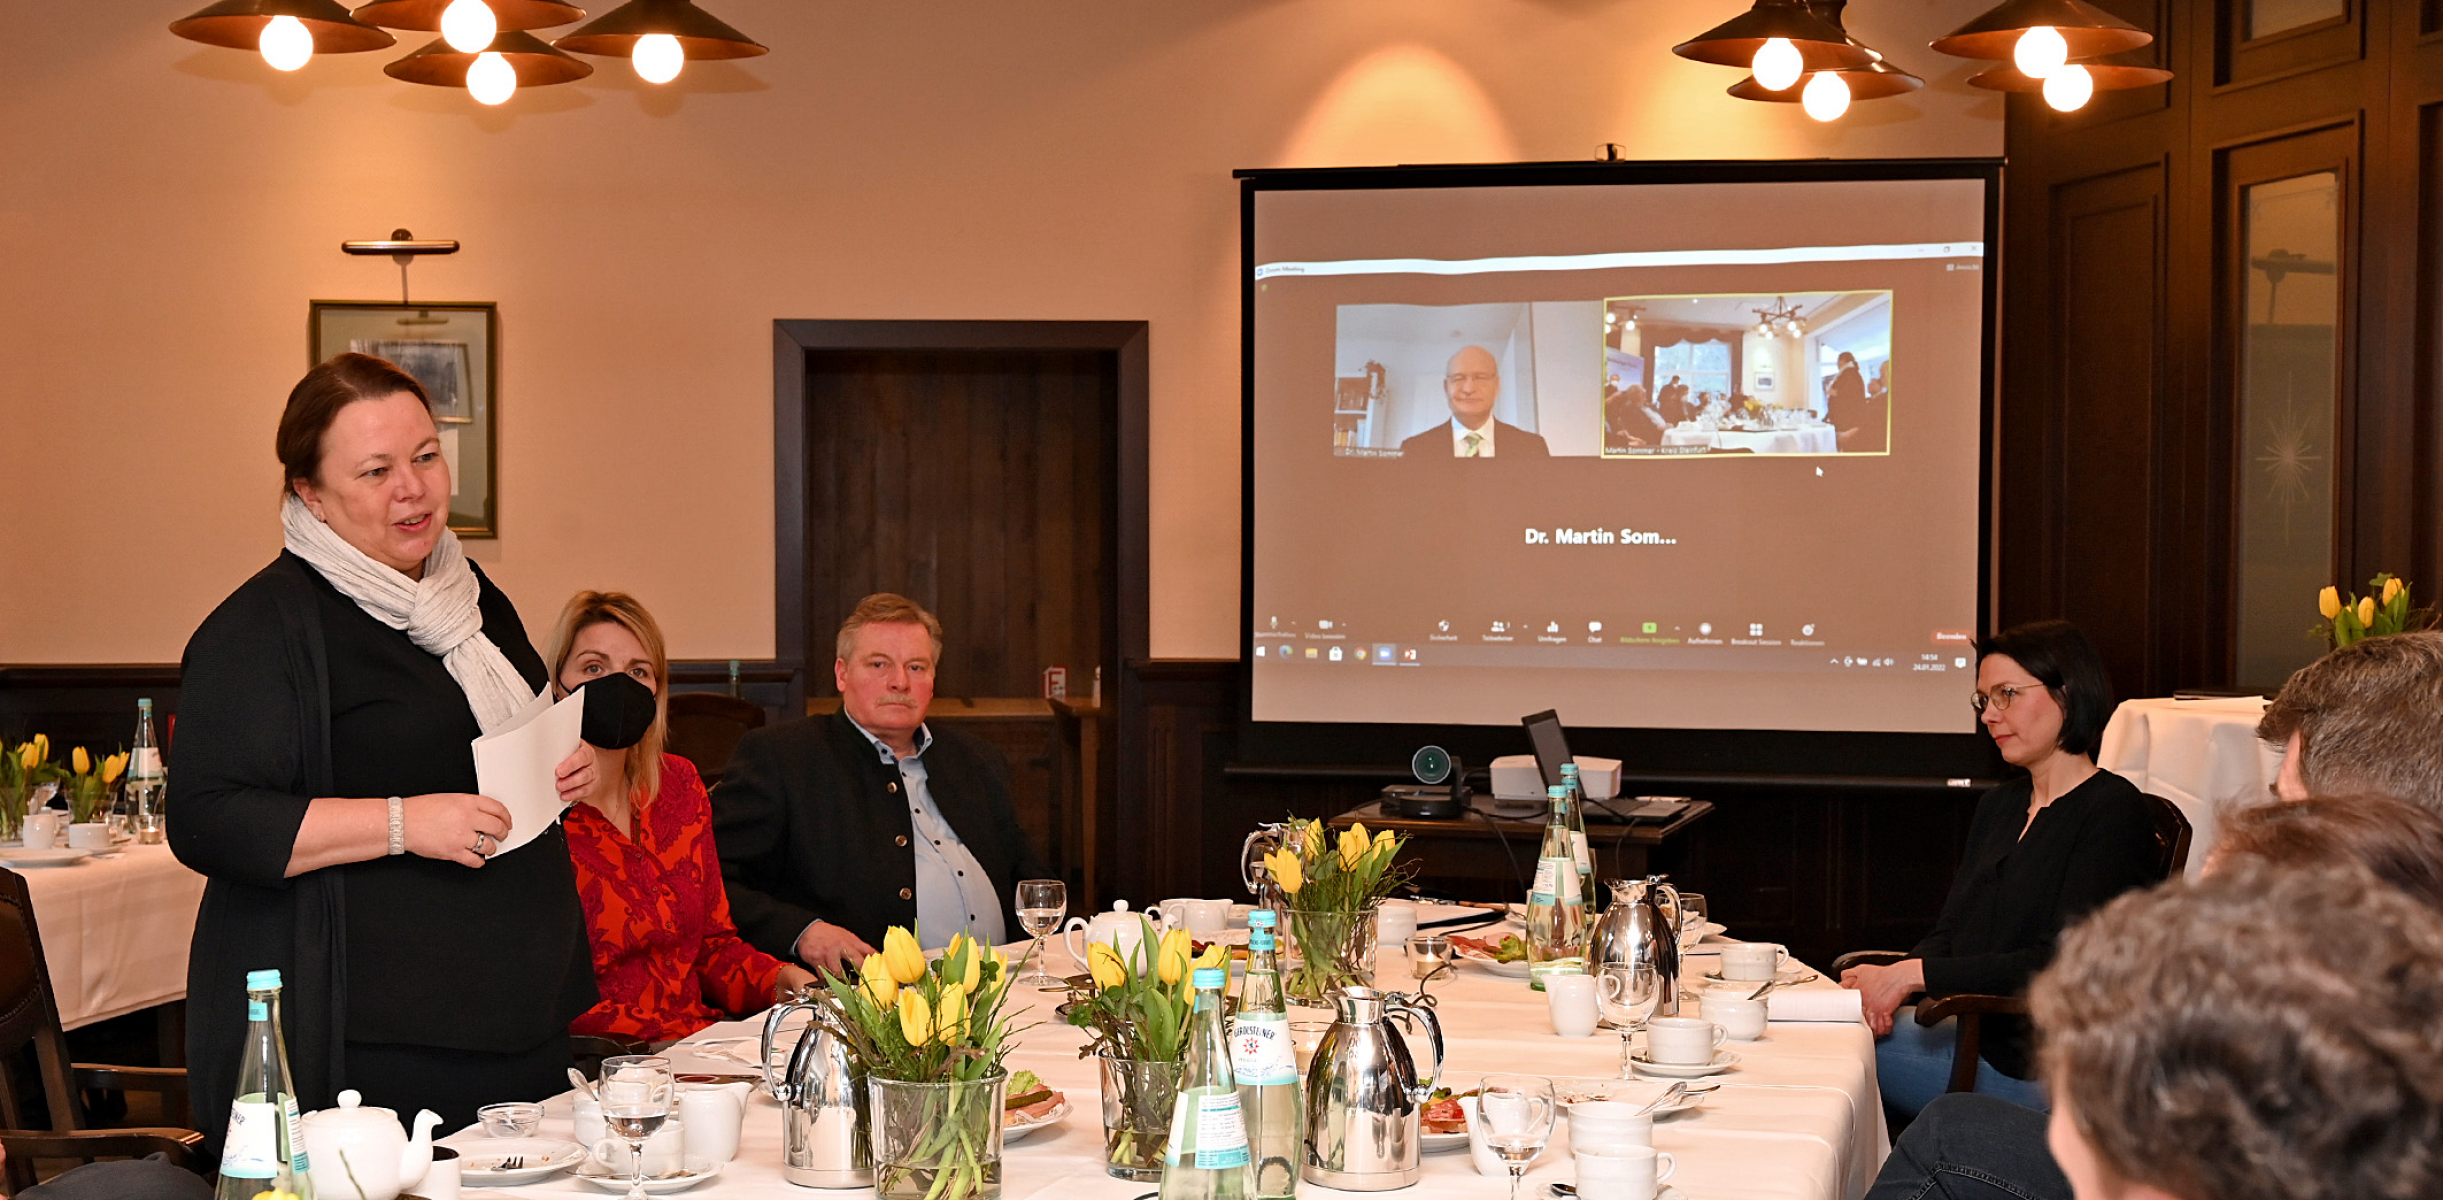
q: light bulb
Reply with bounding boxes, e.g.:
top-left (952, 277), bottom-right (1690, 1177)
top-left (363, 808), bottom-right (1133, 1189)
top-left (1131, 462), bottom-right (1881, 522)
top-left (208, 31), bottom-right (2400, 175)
top-left (633, 33), bottom-right (684, 83)
top-left (259, 15), bottom-right (314, 71)
top-left (2042, 63), bottom-right (2094, 111)
top-left (441, 0), bottom-right (497, 53)
top-left (467, 51), bottom-right (517, 104)
top-left (1753, 37), bottom-right (1804, 92)
top-left (2015, 26), bottom-right (2069, 78)
top-left (1623, 316), bottom-right (1635, 331)
top-left (1801, 71), bottom-right (1851, 121)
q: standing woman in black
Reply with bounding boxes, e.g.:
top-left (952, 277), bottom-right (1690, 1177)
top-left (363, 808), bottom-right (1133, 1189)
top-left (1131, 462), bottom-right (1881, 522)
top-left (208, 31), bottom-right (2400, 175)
top-left (170, 354), bottom-right (600, 1140)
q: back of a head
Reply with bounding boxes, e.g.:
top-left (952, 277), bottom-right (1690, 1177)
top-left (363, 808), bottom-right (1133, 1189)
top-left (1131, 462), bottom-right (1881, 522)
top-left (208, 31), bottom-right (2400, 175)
top-left (2214, 792), bottom-right (2443, 913)
top-left (2033, 863), bottom-right (2443, 1200)
top-left (2258, 631), bottom-right (2443, 813)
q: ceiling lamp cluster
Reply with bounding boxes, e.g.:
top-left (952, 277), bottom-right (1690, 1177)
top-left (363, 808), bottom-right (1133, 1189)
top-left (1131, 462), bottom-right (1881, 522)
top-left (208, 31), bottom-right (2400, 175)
top-left (1753, 297), bottom-right (1808, 338)
top-left (168, 0), bottom-right (766, 105)
top-left (1674, 0), bottom-right (2167, 121)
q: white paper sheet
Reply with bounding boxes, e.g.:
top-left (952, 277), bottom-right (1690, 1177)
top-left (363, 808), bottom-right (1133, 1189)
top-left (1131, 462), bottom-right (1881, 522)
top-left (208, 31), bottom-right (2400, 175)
top-left (470, 688), bottom-right (586, 856)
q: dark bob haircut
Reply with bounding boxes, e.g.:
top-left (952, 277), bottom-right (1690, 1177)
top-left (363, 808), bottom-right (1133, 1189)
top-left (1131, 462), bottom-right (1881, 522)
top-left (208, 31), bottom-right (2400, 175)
top-left (276, 352), bottom-right (432, 500)
top-left (1977, 620), bottom-right (2114, 759)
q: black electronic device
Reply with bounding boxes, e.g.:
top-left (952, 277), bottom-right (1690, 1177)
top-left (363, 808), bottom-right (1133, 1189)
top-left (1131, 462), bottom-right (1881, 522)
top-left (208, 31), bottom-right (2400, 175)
top-left (1380, 745), bottom-right (1467, 819)
top-left (1522, 709), bottom-right (1573, 789)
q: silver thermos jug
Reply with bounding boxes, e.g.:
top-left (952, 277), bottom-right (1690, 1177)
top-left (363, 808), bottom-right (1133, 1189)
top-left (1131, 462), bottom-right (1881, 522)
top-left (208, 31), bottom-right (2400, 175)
top-left (1301, 986), bottom-right (1445, 1191)
top-left (762, 990), bottom-right (873, 1188)
top-left (1588, 875), bottom-right (1684, 1016)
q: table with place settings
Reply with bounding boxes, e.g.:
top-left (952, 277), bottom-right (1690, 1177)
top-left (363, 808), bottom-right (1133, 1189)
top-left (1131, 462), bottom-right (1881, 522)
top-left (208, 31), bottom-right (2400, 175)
top-left (8, 841), bottom-right (207, 1028)
top-left (1658, 424), bottom-right (1840, 455)
top-left (454, 906), bottom-right (1884, 1200)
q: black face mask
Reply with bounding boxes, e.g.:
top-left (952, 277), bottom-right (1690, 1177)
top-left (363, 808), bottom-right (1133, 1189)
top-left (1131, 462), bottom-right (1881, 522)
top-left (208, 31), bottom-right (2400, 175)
top-left (578, 671), bottom-right (659, 750)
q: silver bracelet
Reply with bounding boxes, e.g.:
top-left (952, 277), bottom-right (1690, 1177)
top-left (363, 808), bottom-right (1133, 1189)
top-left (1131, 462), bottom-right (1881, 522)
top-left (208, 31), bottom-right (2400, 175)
top-left (387, 796), bottom-right (406, 856)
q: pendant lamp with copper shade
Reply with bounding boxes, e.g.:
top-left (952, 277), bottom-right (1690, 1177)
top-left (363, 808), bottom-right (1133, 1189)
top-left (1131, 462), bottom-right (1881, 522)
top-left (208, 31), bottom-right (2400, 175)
top-left (170, 0), bottom-right (395, 73)
top-left (1725, 0), bottom-right (1921, 121)
top-left (1930, 0), bottom-right (2165, 111)
top-left (386, 28), bottom-right (592, 104)
top-left (554, 0), bottom-right (766, 84)
top-left (1675, 0), bottom-right (1876, 94)
top-left (350, 0), bottom-right (586, 32)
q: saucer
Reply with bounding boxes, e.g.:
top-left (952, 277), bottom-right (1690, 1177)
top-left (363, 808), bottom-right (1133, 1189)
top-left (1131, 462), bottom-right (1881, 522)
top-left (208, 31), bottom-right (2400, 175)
top-left (1552, 1185), bottom-right (1686, 1200)
top-left (1421, 1129), bottom-right (1471, 1153)
top-left (1561, 1080), bottom-right (1708, 1117)
top-left (0, 848), bottom-right (91, 868)
top-left (572, 1155), bottom-right (722, 1193)
top-left (1629, 1050), bottom-right (1740, 1078)
top-left (455, 1136), bottom-right (585, 1184)
top-left (1703, 966), bottom-right (1813, 986)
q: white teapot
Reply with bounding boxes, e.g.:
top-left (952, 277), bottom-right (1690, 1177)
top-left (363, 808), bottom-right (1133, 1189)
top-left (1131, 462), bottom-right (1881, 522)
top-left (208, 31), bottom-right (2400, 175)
top-left (1061, 900), bottom-right (1166, 968)
top-left (301, 1089), bottom-right (440, 1200)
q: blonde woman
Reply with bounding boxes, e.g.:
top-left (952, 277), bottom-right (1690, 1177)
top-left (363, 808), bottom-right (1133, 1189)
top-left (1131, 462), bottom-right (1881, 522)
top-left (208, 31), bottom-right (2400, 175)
top-left (547, 591), bottom-right (813, 1043)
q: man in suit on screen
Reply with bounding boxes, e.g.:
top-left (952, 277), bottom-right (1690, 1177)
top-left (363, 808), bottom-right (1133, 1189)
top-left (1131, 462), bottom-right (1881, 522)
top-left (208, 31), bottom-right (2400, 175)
top-left (1397, 345), bottom-right (1550, 459)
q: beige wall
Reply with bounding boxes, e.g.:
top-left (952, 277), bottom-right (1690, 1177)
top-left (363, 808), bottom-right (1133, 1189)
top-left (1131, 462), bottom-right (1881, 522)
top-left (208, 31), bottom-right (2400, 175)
top-left (0, 1), bottom-right (2001, 665)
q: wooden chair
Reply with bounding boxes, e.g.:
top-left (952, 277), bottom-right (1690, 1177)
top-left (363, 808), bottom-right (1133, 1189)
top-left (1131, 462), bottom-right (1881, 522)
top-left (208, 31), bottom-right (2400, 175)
top-left (664, 693), bottom-right (767, 789)
top-left (1833, 792), bottom-right (2194, 1095)
top-left (0, 868), bottom-right (201, 1192)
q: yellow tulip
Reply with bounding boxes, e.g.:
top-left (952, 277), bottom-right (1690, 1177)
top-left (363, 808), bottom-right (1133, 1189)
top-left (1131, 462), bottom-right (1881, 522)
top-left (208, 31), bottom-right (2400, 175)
top-left (896, 987), bottom-right (934, 1046)
top-left (1087, 941), bottom-right (1127, 989)
top-left (102, 753), bottom-right (127, 785)
top-left (2358, 597), bottom-right (2377, 627)
top-left (947, 935), bottom-right (980, 991)
top-left (71, 747), bottom-right (89, 776)
top-left (1374, 828), bottom-right (1396, 851)
top-left (14, 745), bottom-right (32, 773)
top-left (31, 735), bottom-right (46, 762)
top-left (989, 945), bottom-right (1010, 982)
top-left (2384, 576), bottom-right (2405, 606)
top-left (1299, 820), bottom-right (1326, 863)
top-left (1194, 942), bottom-right (1227, 971)
top-left (1266, 848), bottom-right (1304, 895)
top-left (858, 953), bottom-right (899, 1009)
top-left (935, 981), bottom-right (969, 1042)
top-left (1155, 928), bottom-right (1192, 985)
top-left (881, 927), bottom-right (928, 985)
top-left (2319, 586), bottom-right (2343, 620)
top-left (1337, 826), bottom-right (1368, 871)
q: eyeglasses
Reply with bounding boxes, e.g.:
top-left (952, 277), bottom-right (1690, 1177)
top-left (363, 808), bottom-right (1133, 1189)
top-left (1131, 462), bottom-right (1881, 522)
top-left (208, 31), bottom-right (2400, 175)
top-left (1970, 682), bottom-right (2048, 714)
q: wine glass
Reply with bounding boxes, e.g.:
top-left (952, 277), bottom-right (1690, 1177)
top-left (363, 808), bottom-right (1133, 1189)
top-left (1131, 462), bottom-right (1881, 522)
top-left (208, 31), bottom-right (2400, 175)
top-left (599, 1054), bottom-right (675, 1200)
top-left (1477, 1074), bottom-right (1557, 1200)
top-left (1014, 879), bottom-right (1068, 987)
top-left (1597, 962), bottom-right (1662, 1079)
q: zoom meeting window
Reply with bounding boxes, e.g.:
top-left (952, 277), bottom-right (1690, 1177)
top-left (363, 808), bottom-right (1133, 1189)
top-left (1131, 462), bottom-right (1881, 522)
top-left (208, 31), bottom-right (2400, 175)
top-left (1248, 171), bottom-right (1990, 734)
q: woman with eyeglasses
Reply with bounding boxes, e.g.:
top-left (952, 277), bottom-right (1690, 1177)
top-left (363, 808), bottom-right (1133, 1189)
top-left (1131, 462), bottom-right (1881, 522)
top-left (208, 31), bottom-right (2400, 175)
top-left (1839, 620), bottom-right (2163, 1122)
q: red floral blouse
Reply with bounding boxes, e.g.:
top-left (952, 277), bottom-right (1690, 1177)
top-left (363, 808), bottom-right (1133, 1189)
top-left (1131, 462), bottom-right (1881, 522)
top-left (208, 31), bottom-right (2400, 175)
top-left (565, 754), bottom-right (784, 1043)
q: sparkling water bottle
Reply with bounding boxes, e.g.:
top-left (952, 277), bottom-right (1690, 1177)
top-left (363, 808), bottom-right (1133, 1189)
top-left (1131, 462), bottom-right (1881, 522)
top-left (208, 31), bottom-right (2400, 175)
top-left (127, 698), bottom-right (167, 844)
top-left (1525, 785), bottom-right (1588, 991)
top-left (1160, 966), bottom-right (1251, 1200)
top-left (1231, 912), bottom-right (1298, 1199)
top-left (215, 969), bottom-right (313, 1200)
top-left (1559, 762), bottom-right (1596, 910)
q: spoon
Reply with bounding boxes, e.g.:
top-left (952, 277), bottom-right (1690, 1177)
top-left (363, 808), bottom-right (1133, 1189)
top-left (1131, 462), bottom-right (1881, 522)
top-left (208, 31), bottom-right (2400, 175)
top-left (1631, 1081), bottom-right (1687, 1116)
top-left (1748, 979), bottom-right (1778, 1001)
top-left (567, 1067), bottom-right (600, 1103)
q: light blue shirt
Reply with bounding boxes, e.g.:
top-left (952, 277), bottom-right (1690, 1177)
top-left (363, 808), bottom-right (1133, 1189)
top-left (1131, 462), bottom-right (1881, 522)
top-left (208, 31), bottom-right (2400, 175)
top-left (848, 717), bottom-right (1007, 950)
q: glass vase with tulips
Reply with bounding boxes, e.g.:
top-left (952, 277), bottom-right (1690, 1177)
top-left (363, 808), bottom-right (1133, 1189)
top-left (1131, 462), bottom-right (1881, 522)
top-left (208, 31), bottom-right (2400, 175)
top-left (1260, 819), bottom-right (1413, 1004)
top-left (62, 746), bottom-right (126, 826)
top-left (2317, 574), bottom-right (2430, 649)
top-left (1060, 920), bottom-right (1227, 1178)
top-left (811, 928), bottom-right (1025, 1200)
top-left (0, 737), bottom-right (64, 843)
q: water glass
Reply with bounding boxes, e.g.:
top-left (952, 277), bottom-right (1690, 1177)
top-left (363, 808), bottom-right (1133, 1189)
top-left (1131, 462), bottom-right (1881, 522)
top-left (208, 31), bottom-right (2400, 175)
top-left (1014, 879), bottom-right (1067, 987)
top-left (1597, 963), bottom-right (1662, 1079)
top-left (1478, 1074), bottom-right (1558, 1200)
top-left (600, 1055), bottom-right (675, 1200)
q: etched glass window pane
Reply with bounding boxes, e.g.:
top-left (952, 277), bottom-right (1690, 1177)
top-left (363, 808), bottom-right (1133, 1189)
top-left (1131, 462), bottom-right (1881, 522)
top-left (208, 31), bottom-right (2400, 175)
top-left (2234, 171), bottom-right (2339, 688)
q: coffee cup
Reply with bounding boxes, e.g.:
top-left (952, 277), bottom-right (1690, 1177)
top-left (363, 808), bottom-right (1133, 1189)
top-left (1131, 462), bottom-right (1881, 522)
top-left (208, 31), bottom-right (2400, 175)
top-left (1157, 898), bottom-right (1229, 937)
top-left (422, 1145), bottom-right (462, 1200)
top-left (572, 1095), bottom-right (606, 1149)
top-left (1718, 942), bottom-right (1789, 982)
top-left (1643, 1016), bottom-right (1726, 1065)
top-left (1563, 1101), bottom-right (1653, 1153)
top-left (1704, 994), bottom-right (1768, 1041)
top-left (1545, 973), bottom-right (1599, 1038)
top-left (23, 811), bottom-right (61, 850)
top-left (1576, 1145), bottom-right (1677, 1200)
top-left (593, 1118), bottom-right (684, 1176)
top-left (65, 822), bottom-right (111, 851)
top-left (1375, 901), bottom-right (1420, 945)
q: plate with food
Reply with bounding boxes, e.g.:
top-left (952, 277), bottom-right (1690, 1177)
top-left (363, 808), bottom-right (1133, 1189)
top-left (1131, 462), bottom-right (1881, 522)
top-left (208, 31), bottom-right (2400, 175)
top-left (1448, 934), bottom-right (1535, 978)
top-left (1418, 1086), bottom-right (1476, 1152)
top-left (1003, 1070), bottom-right (1070, 1143)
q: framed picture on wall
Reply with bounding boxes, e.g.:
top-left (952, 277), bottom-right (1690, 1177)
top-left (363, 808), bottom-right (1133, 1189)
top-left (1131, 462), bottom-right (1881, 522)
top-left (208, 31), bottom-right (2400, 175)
top-left (309, 300), bottom-right (499, 538)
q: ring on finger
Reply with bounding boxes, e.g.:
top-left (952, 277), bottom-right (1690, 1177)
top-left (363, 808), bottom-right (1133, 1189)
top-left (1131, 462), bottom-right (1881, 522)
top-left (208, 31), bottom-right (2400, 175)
top-left (472, 831), bottom-right (493, 858)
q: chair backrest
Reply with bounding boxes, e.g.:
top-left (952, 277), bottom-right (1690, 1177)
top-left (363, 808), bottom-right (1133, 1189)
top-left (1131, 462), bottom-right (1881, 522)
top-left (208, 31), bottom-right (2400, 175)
top-left (2144, 792), bottom-right (2194, 878)
top-left (0, 868), bottom-right (86, 1132)
top-left (665, 692), bottom-right (767, 787)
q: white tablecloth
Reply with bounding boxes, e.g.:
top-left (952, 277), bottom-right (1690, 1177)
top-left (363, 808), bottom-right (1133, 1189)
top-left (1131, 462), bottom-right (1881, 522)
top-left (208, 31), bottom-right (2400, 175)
top-left (452, 925), bottom-right (1886, 1200)
top-left (2097, 696), bottom-right (2280, 877)
top-left (16, 843), bottom-right (206, 1028)
top-left (1659, 424), bottom-right (1839, 455)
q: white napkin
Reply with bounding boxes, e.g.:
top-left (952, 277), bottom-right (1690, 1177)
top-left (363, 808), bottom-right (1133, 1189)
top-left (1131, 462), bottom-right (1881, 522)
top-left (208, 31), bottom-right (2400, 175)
top-left (1766, 989), bottom-right (1865, 1023)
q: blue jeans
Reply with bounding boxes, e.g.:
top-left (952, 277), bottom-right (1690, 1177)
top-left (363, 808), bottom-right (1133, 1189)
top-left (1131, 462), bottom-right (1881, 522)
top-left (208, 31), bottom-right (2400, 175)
top-left (1862, 1093), bottom-right (2069, 1200)
top-left (1875, 1007), bottom-right (2048, 1122)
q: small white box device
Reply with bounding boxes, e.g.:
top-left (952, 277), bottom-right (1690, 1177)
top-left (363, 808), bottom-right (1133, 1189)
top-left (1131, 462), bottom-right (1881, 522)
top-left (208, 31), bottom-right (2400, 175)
top-left (1489, 754), bottom-right (1621, 800)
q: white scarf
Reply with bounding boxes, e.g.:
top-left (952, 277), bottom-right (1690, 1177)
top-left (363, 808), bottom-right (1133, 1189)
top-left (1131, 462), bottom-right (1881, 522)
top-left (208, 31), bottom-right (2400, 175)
top-left (282, 495), bottom-right (536, 734)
